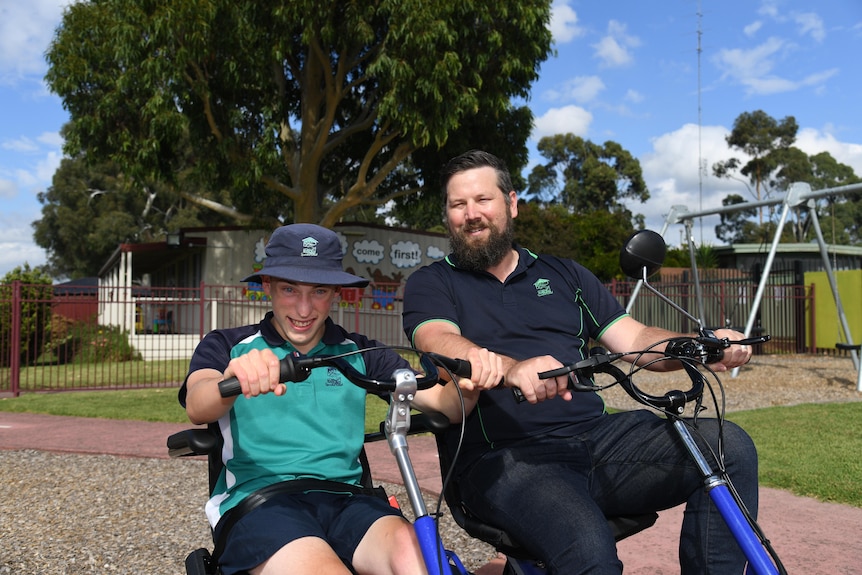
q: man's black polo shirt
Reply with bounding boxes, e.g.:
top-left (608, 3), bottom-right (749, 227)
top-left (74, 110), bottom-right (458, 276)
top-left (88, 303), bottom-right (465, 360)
top-left (403, 246), bottom-right (629, 467)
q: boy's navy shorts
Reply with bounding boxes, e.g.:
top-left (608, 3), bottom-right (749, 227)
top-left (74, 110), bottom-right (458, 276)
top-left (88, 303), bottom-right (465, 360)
top-left (215, 490), bottom-right (404, 575)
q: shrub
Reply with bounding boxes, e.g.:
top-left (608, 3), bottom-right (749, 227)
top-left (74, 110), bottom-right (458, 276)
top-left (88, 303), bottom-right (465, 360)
top-left (69, 323), bottom-right (142, 363)
top-left (0, 266), bottom-right (54, 368)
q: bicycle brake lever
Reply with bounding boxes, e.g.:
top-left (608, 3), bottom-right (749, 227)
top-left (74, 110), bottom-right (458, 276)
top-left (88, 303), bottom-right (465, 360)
top-left (736, 335), bottom-right (771, 346)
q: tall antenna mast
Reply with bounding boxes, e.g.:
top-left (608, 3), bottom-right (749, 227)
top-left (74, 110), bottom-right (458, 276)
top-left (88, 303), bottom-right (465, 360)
top-left (697, 0), bottom-right (704, 244)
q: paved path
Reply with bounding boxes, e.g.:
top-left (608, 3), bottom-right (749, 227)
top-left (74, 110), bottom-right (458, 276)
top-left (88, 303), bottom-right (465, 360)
top-left (2, 411), bottom-right (860, 574)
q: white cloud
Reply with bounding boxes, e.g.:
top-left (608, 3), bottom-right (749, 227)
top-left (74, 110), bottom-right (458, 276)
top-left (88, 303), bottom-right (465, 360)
top-left (793, 12), bottom-right (825, 42)
top-left (532, 106), bottom-right (593, 140)
top-left (592, 20), bottom-right (640, 68)
top-left (38, 130), bottom-right (64, 147)
top-left (630, 123), bottom-right (753, 244)
top-left (755, 4), bottom-right (826, 42)
top-left (33, 149), bottom-right (62, 185)
top-left (744, 21), bottom-right (763, 37)
top-left (0, 178), bottom-right (16, 199)
top-left (550, 1), bottom-right (584, 44)
top-left (0, 210), bottom-right (47, 276)
top-left (0, 1), bottom-right (72, 80)
top-left (558, 75), bottom-right (605, 104)
top-left (713, 36), bottom-right (836, 96)
top-left (630, 121), bottom-right (862, 247)
top-left (758, 2), bottom-right (779, 19)
top-left (2, 147), bottom-right (62, 195)
top-left (624, 89), bottom-right (644, 104)
top-left (2, 136), bottom-right (40, 153)
top-left (795, 128), bottom-right (862, 176)
top-left (741, 68), bottom-right (837, 96)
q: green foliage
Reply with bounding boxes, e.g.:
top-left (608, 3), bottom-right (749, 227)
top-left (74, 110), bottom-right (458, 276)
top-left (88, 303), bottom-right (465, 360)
top-left (33, 155), bottom-right (234, 278)
top-left (526, 134), bottom-right (649, 214)
top-left (502, 133), bottom-right (648, 280)
top-left (0, 266), bottom-right (54, 368)
top-left (389, 105), bottom-right (535, 230)
top-left (666, 245), bottom-right (719, 270)
top-left (514, 202), bottom-right (635, 281)
top-left (46, 0), bottom-right (553, 228)
top-left (712, 110), bottom-right (862, 245)
top-left (63, 324), bottom-right (142, 364)
top-left (695, 244), bottom-right (719, 269)
top-left (715, 193), bottom-right (759, 243)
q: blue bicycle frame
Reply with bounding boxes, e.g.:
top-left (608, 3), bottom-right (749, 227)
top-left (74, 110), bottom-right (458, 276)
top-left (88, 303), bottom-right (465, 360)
top-left (672, 419), bottom-right (778, 575)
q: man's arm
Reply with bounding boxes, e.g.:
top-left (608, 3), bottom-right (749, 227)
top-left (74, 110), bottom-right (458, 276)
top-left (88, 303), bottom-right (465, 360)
top-left (409, 321), bottom-right (506, 419)
top-left (599, 316), bottom-right (752, 372)
top-left (412, 320), bottom-right (579, 404)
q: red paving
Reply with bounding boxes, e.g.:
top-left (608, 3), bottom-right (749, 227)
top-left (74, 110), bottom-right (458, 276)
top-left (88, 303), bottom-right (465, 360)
top-left (2, 411), bottom-right (861, 574)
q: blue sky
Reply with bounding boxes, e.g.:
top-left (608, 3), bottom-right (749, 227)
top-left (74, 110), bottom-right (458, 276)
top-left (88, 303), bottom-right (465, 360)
top-left (1, 0), bottom-right (861, 278)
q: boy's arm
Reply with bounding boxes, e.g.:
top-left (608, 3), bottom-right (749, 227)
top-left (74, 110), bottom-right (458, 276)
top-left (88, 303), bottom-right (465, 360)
top-left (184, 348), bottom-right (285, 425)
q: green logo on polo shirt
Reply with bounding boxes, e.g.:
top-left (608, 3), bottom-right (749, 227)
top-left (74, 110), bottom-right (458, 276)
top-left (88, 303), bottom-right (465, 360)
top-left (534, 278), bottom-right (553, 297)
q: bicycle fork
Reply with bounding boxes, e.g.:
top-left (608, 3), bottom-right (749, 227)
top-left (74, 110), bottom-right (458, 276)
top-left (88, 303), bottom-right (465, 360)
top-left (385, 369), bottom-right (469, 575)
top-left (672, 420), bottom-right (778, 575)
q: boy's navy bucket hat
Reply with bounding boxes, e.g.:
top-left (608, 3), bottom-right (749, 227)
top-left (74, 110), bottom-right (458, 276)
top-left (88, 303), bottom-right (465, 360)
top-left (241, 224), bottom-right (369, 287)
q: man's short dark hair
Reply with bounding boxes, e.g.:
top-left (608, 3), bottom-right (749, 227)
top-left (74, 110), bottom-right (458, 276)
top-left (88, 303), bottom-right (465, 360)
top-left (440, 150), bottom-right (514, 200)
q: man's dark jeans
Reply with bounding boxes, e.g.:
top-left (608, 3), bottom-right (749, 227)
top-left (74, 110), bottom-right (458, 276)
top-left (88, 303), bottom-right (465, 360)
top-left (459, 409), bottom-right (759, 575)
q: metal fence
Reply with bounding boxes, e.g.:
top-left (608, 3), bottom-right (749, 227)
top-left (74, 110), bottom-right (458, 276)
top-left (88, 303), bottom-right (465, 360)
top-left (611, 279), bottom-right (814, 355)
top-left (1, 277), bottom-right (815, 395)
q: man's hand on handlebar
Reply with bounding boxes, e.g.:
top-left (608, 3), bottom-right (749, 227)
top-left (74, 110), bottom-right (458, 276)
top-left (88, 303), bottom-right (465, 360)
top-left (706, 328), bottom-right (753, 372)
top-left (506, 356), bottom-right (573, 404)
top-left (224, 348), bottom-right (287, 398)
top-left (456, 347), bottom-right (505, 392)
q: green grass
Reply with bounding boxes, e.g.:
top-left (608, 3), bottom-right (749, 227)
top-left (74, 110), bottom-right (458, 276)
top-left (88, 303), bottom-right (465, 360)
top-left (728, 403), bottom-right (862, 507)
top-left (0, 387), bottom-right (394, 432)
top-left (5, 359), bottom-right (189, 390)
top-left (1, 390), bottom-right (859, 507)
top-left (0, 388), bottom-right (188, 422)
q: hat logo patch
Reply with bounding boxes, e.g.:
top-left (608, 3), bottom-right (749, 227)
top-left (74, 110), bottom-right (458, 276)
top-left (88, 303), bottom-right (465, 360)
top-left (301, 237), bottom-right (319, 257)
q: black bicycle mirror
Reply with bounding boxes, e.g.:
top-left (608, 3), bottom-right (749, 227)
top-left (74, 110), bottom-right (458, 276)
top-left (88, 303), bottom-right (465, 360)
top-left (620, 230), bottom-right (667, 279)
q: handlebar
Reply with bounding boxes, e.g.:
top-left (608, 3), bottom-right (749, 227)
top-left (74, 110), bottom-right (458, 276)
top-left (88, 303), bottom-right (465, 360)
top-left (537, 334), bottom-right (771, 413)
top-left (218, 349), bottom-right (474, 398)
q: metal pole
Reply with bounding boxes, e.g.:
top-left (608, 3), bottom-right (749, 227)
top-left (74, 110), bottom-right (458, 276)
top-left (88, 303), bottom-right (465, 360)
top-left (684, 219), bottom-right (707, 326)
top-left (732, 188), bottom-right (798, 377)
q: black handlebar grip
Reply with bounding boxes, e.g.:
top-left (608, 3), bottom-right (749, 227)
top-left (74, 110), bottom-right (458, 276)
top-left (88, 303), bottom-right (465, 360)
top-left (217, 355), bottom-right (315, 398)
top-left (425, 352), bottom-right (522, 401)
top-left (218, 377), bottom-right (242, 397)
top-left (428, 354), bottom-right (473, 378)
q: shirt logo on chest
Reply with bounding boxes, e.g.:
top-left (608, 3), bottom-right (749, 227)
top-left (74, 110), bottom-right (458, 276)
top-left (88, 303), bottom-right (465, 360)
top-left (534, 278), bottom-right (553, 297)
top-left (326, 366), bottom-right (342, 386)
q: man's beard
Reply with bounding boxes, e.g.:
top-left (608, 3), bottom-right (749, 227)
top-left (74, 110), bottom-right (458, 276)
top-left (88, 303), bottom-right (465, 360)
top-left (449, 215), bottom-right (515, 272)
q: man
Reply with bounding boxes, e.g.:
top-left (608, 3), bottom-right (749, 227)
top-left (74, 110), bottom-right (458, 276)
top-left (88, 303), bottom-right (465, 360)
top-left (402, 150), bottom-right (759, 574)
top-left (181, 223), bottom-right (475, 575)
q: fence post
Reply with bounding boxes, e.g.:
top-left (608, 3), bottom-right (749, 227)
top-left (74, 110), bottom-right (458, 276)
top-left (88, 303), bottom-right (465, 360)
top-left (10, 280), bottom-right (21, 397)
top-left (199, 281), bottom-right (206, 338)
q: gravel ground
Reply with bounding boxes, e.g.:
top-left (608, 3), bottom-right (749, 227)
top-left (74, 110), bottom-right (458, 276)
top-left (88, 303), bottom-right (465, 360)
top-left (2, 354), bottom-right (860, 574)
top-left (599, 353), bottom-right (862, 413)
top-left (0, 452), bottom-right (498, 575)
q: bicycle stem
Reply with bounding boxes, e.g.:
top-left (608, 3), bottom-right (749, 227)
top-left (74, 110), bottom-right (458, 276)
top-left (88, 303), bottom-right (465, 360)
top-left (384, 368), bottom-right (455, 575)
top-left (385, 368), bottom-right (428, 516)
